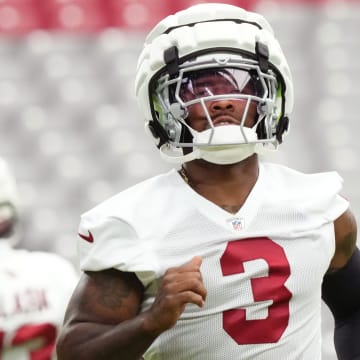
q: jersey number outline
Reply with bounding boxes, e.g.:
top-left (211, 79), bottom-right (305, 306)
top-left (0, 323), bottom-right (57, 359)
top-left (220, 237), bottom-right (292, 344)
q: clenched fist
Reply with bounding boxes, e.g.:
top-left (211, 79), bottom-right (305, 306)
top-left (143, 256), bottom-right (207, 336)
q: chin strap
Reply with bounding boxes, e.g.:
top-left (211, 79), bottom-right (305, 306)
top-left (159, 145), bottom-right (199, 164)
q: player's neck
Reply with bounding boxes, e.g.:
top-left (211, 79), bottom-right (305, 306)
top-left (179, 155), bottom-right (259, 213)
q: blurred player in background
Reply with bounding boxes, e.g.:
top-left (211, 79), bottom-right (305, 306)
top-left (0, 157), bottom-right (78, 359)
top-left (57, 3), bottom-right (359, 360)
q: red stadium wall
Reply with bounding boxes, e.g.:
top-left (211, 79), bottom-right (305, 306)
top-left (0, 0), bottom-right (357, 35)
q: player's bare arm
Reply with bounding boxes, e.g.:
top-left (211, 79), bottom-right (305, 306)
top-left (329, 208), bottom-right (357, 272)
top-left (56, 256), bottom-right (206, 360)
top-left (56, 269), bottom-right (150, 360)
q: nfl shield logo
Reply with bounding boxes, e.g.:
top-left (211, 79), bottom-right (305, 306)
top-left (228, 217), bottom-right (245, 231)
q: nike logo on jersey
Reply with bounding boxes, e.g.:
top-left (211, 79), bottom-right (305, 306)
top-left (78, 231), bottom-right (94, 243)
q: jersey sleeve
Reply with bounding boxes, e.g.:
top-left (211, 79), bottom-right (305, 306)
top-left (302, 171), bottom-right (349, 225)
top-left (78, 215), bottom-right (159, 287)
top-left (324, 193), bottom-right (349, 222)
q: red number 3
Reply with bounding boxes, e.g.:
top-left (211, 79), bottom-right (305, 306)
top-left (220, 237), bottom-right (292, 344)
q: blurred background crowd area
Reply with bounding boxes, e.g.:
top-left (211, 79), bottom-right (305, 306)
top-left (0, 1), bottom-right (358, 357)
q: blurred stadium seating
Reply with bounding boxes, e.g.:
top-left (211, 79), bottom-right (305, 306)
top-left (0, 1), bottom-right (358, 358)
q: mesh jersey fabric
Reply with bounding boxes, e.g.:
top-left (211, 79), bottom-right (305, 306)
top-left (78, 162), bottom-right (349, 360)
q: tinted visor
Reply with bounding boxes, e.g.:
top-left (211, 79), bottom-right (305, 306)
top-left (179, 68), bottom-right (263, 102)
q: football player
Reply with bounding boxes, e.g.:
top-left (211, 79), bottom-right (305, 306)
top-left (0, 158), bottom-right (78, 359)
top-left (57, 3), bottom-right (359, 360)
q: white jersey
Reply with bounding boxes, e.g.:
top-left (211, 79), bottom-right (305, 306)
top-left (78, 162), bottom-right (349, 360)
top-left (0, 242), bottom-right (78, 360)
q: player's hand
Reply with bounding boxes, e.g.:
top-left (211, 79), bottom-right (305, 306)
top-left (143, 256), bottom-right (207, 336)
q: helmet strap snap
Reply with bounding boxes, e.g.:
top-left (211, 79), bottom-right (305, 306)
top-left (255, 41), bottom-right (269, 73)
top-left (164, 46), bottom-right (180, 77)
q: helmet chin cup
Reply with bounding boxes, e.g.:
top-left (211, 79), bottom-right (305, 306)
top-left (194, 125), bottom-right (258, 146)
top-left (199, 144), bottom-right (260, 165)
top-left (195, 125), bottom-right (260, 164)
top-left (159, 142), bottom-right (262, 165)
top-left (160, 125), bottom-right (264, 165)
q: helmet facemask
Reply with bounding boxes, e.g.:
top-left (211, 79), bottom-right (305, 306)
top-left (149, 52), bottom-right (284, 164)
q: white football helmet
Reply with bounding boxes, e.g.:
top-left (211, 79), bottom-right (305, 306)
top-left (135, 3), bottom-right (294, 164)
top-left (0, 158), bottom-right (20, 238)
